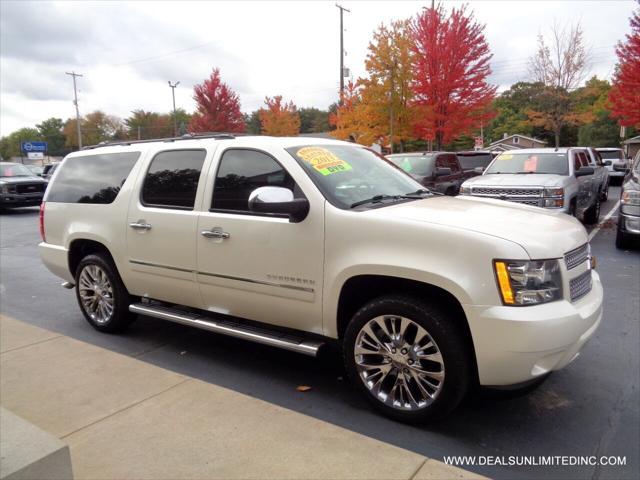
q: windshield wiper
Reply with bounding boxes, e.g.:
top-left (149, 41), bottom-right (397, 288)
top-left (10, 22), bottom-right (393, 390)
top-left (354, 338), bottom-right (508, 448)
top-left (350, 195), bottom-right (404, 208)
top-left (350, 190), bottom-right (433, 208)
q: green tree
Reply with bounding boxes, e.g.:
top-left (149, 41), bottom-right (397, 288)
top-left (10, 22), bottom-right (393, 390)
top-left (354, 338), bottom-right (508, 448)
top-left (244, 110), bottom-right (261, 135)
top-left (36, 118), bottom-right (66, 156)
top-left (0, 128), bottom-right (42, 160)
top-left (299, 107), bottom-right (330, 133)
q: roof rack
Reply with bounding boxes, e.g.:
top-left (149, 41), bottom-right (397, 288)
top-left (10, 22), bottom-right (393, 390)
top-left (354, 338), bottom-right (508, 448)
top-left (81, 132), bottom-right (240, 150)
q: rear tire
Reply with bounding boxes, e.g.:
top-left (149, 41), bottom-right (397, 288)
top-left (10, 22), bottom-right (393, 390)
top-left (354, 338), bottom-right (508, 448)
top-left (343, 295), bottom-right (471, 423)
top-left (616, 227), bottom-right (635, 250)
top-left (583, 198), bottom-right (601, 225)
top-left (74, 253), bottom-right (136, 332)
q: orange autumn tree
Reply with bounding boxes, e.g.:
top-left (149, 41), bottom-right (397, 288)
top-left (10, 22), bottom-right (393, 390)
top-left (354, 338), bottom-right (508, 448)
top-left (259, 96), bottom-right (301, 136)
top-left (329, 81), bottom-right (379, 144)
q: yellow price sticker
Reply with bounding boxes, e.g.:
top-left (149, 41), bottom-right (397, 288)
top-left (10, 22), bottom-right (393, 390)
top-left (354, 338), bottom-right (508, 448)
top-left (497, 154), bottom-right (513, 160)
top-left (297, 147), bottom-right (353, 176)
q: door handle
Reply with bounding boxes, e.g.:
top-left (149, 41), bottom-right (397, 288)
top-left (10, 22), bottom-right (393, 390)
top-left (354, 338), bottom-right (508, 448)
top-left (201, 228), bottom-right (230, 240)
top-left (129, 220), bottom-right (152, 230)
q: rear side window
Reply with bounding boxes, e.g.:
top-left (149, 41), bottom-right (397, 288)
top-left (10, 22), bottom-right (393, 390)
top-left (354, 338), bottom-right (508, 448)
top-left (141, 150), bottom-right (206, 210)
top-left (46, 152), bottom-right (140, 204)
top-left (211, 149), bottom-right (298, 212)
top-left (457, 153), bottom-right (492, 170)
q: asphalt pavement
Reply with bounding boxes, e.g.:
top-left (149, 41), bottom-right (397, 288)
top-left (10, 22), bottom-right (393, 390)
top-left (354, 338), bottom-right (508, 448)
top-left (1, 187), bottom-right (638, 480)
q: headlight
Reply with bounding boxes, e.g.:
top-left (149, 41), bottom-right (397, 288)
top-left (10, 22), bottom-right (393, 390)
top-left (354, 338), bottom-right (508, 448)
top-left (494, 259), bottom-right (563, 305)
top-left (460, 185), bottom-right (471, 195)
top-left (543, 188), bottom-right (564, 208)
top-left (0, 184), bottom-right (10, 194)
top-left (621, 190), bottom-right (640, 216)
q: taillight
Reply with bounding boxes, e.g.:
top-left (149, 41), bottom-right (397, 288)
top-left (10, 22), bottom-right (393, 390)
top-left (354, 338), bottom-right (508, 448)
top-left (39, 202), bottom-right (46, 242)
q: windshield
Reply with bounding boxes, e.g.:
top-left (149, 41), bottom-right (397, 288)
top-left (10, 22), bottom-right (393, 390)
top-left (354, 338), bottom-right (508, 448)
top-left (386, 154), bottom-right (435, 176)
top-left (485, 152), bottom-right (569, 175)
top-left (456, 153), bottom-right (493, 170)
top-left (0, 164), bottom-right (35, 177)
top-left (598, 150), bottom-right (623, 160)
top-left (287, 145), bottom-right (424, 209)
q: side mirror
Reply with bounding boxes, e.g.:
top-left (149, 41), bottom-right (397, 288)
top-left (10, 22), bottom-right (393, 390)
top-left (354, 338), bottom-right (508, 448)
top-left (473, 166), bottom-right (484, 174)
top-left (613, 163), bottom-right (630, 173)
top-left (435, 167), bottom-right (452, 177)
top-left (575, 166), bottom-right (595, 177)
top-left (603, 160), bottom-right (612, 166)
top-left (248, 186), bottom-right (309, 223)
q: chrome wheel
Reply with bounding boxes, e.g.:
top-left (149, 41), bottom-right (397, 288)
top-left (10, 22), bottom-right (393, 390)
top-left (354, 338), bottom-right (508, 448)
top-left (354, 315), bottom-right (445, 411)
top-left (78, 264), bottom-right (114, 324)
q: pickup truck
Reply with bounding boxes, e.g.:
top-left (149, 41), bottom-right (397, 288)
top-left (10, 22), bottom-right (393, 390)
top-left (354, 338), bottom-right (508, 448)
top-left (0, 162), bottom-right (47, 209)
top-left (39, 135), bottom-right (603, 423)
top-left (386, 151), bottom-right (465, 195)
top-left (460, 148), bottom-right (602, 224)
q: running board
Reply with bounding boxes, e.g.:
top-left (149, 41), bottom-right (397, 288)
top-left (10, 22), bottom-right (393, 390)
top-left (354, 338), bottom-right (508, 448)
top-left (129, 303), bottom-right (324, 357)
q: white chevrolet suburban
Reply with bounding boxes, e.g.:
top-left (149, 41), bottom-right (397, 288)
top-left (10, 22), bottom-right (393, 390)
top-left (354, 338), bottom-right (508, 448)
top-left (39, 134), bottom-right (603, 422)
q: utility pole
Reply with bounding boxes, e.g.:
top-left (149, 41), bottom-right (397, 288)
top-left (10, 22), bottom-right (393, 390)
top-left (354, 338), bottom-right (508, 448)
top-left (336, 4), bottom-right (350, 101)
top-left (389, 59), bottom-right (396, 154)
top-left (168, 80), bottom-right (180, 136)
top-left (65, 71), bottom-right (83, 149)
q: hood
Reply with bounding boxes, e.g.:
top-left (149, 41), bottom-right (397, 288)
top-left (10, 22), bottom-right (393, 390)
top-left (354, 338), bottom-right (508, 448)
top-left (369, 195), bottom-right (587, 259)
top-left (0, 176), bottom-right (46, 185)
top-left (463, 173), bottom-right (568, 188)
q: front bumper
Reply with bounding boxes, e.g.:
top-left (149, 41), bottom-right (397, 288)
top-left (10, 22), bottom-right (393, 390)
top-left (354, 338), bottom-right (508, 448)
top-left (465, 270), bottom-right (603, 386)
top-left (0, 193), bottom-right (43, 207)
top-left (618, 212), bottom-right (640, 235)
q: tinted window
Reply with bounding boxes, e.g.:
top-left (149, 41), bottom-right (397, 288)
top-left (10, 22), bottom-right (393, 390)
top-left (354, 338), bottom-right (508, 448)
top-left (577, 152), bottom-right (588, 168)
top-left (212, 149), bottom-right (298, 212)
top-left (387, 154), bottom-right (435, 176)
top-left (598, 150), bottom-right (624, 160)
top-left (446, 155), bottom-right (460, 172)
top-left (46, 152), bottom-right (140, 204)
top-left (142, 150), bottom-right (206, 209)
top-left (457, 153), bottom-right (493, 170)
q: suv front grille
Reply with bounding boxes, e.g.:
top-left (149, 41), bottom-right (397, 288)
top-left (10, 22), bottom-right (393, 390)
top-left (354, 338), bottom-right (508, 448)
top-left (471, 187), bottom-right (542, 197)
top-left (470, 186), bottom-right (544, 206)
top-left (15, 183), bottom-right (45, 194)
top-left (564, 243), bottom-right (590, 270)
top-left (570, 270), bottom-right (592, 302)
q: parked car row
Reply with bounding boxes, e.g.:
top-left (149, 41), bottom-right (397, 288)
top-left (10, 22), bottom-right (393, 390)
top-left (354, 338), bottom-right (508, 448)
top-left (386, 150), bottom-right (494, 196)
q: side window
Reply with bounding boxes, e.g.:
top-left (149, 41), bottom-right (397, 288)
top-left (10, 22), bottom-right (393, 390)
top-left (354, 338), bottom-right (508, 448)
top-left (435, 155), bottom-right (447, 170)
top-left (141, 149), bottom-right (206, 210)
top-left (447, 155), bottom-right (460, 172)
top-left (46, 152), bottom-right (140, 204)
top-left (577, 152), bottom-right (588, 168)
top-left (212, 149), bottom-right (298, 212)
top-left (573, 153), bottom-right (582, 172)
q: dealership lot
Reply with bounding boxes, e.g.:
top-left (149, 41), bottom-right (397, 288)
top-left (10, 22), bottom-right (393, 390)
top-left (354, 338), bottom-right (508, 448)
top-left (0, 189), bottom-right (638, 480)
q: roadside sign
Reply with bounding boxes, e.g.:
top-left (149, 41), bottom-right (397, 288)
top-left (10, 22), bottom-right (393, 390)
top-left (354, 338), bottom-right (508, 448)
top-left (27, 152), bottom-right (44, 160)
top-left (21, 141), bottom-right (48, 153)
top-left (474, 136), bottom-right (484, 150)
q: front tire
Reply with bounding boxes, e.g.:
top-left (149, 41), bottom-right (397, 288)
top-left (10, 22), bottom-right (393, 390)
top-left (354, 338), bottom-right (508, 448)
top-left (600, 183), bottom-right (609, 202)
top-left (343, 295), bottom-right (471, 423)
top-left (75, 254), bottom-right (135, 332)
top-left (583, 198), bottom-right (601, 225)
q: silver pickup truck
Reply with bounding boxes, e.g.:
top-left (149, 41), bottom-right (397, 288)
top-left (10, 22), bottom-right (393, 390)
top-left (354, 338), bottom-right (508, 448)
top-left (460, 148), bottom-right (601, 224)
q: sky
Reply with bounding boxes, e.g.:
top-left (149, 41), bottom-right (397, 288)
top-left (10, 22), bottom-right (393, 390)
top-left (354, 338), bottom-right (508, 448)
top-left (0, 0), bottom-right (636, 136)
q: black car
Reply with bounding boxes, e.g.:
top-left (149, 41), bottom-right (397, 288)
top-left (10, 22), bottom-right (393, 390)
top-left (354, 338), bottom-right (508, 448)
top-left (455, 150), bottom-right (495, 178)
top-left (0, 162), bottom-right (47, 209)
top-left (386, 151), bottom-right (465, 195)
top-left (617, 151), bottom-right (640, 249)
